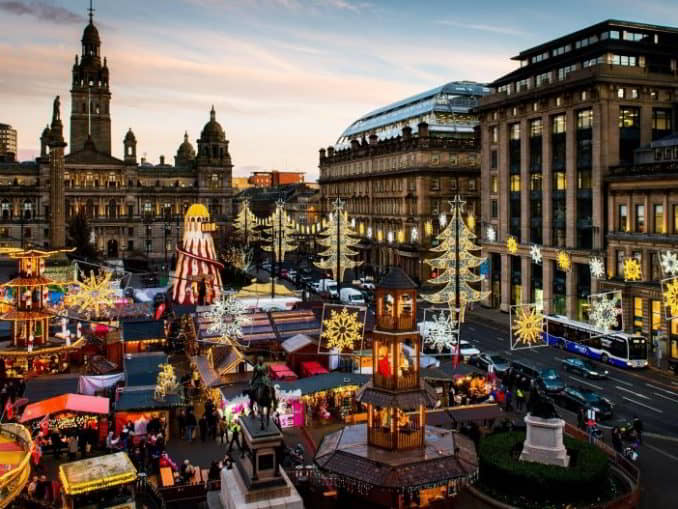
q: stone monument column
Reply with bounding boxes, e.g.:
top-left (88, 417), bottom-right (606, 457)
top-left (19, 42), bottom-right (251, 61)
top-left (48, 96), bottom-right (67, 249)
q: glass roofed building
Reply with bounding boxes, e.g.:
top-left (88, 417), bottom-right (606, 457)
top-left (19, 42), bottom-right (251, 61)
top-left (336, 81), bottom-right (489, 148)
top-left (319, 81), bottom-right (487, 283)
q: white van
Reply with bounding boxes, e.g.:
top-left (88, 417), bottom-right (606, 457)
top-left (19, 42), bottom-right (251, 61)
top-left (317, 279), bottom-right (339, 299)
top-left (340, 287), bottom-right (365, 306)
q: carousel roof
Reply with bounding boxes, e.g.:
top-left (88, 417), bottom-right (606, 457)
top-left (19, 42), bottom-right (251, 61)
top-left (0, 310), bottom-right (53, 321)
top-left (0, 247), bottom-right (74, 259)
top-left (1, 276), bottom-right (56, 288)
top-left (185, 203), bottom-right (210, 219)
top-left (314, 423), bottom-right (478, 489)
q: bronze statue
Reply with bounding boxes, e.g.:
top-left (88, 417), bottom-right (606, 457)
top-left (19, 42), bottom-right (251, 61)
top-left (53, 96), bottom-right (61, 122)
top-left (527, 385), bottom-right (559, 420)
top-left (245, 356), bottom-right (278, 430)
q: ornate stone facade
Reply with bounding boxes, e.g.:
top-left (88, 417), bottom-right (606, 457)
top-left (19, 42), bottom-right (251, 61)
top-left (0, 10), bottom-right (232, 259)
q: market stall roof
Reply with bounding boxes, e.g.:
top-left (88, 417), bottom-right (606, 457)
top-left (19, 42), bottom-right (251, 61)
top-left (123, 352), bottom-right (168, 387)
top-left (235, 282), bottom-right (297, 298)
top-left (356, 381), bottom-right (439, 409)
top-left (270, 310), bottom-right (321, 340)
top-left (193, 354), bottom-right (219, 388)
top-left (300, 361), bottom-right (329, 377)
top-left (20, 394), bottom-right (109, 423)
top-left (281, 334), bottom-right (313, 353)
top-left (377, 266), bottom-right (417, 290)
top-left (115, 385), bottom-right (183, 411)
top-left (275, 372), bottom-right (370, 396)
top-left (269, 363), bottom-right (298, 381)
top-left (24, 374), bottom-right (80, 402)
top-left (59, 452), bottom-right (137, 496)
top-left (120, 320), bottom-right (165, 342)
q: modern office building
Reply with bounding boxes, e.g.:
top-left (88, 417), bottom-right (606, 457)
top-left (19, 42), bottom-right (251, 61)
top-left (0, 123), bottom-right (17, 162)
top-left (478, 20), bottom-right (678, 318)
top-left (319, 81), bottom-right (488, 282)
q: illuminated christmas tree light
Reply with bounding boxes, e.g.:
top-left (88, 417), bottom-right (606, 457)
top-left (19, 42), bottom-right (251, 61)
top-left (314, 198), bottom-right (362, 283)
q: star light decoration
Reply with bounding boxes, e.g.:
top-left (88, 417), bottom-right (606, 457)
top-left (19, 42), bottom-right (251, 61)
top-left (65, 270), bottom-right (117, 318)
top-left (660, 251), bottom-right (678, 276)
top-left (623, 258), bottom-right (642, 281)
top-left (321, 307), bottom-right (362, 352)
top-left (589, 257), bottom-right (605, 279)
top-left (511, 304), bottom-right (544, 349)
top-left (557, 250), bottom-right (572, 272)
top-left (589, 292), bottom-right (622, 331)
top-left (662, 278), bottom-right (678, 319)
top-left (506, 236), bottom-right (518, 254)
top-left (205, 294), bottom-right (252, 344)
top-left (530, 244), bottom-right (542, 264)
top-left (423, 311), bottom-right (459, 353)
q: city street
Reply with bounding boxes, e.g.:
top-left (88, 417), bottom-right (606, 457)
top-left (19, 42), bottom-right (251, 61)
top-left (460, 310), bottom-right (678, 509)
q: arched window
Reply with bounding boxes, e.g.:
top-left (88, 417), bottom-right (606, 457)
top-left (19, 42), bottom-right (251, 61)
top-left (23, 200), bottom-right (32, 220)
top-left (1, 200), bottom-right (9, 219)
top-left (127, 146), bottom-right (132, 156)
top-left (108, 200), bottom-right (117, 218)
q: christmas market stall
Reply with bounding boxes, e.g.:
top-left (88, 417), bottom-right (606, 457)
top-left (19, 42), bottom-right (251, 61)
top-left (192, 343), bottom-right (253, 388)
top-left (59, 451), bottom-right (137, 509)
top-left (299, 361), bottom-right (329, 378)
top-left (270, 309), bottom-right (321, 341)
top-left (20, 393), bottom-right (110, 443)
top-left (276, 372), bottom-right (370, 426)
top-left (219, 386), bottom-right (305, 429)
top-left (0, 248), bottom-right (85, 378)
top-left (281, 333), bottom-right (333, 375)
top-left (120, 319), bottom-right (167, 354)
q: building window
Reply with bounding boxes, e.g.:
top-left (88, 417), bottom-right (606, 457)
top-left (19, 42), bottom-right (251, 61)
top-left (619, 107), bottom-right (640, 165)
top-left (491, 200), bottom-right (498, 218)
top-left (490, 175), bottom-right (498, 193)
top-left (652, 300), bottom-right (661, 338)
top-left (128, 240), bottom-right (134, 251)
top-left (651, 253), bottom-right (662, 281)
top-left (144, 202), bottom-right (152, 216)
top-left (430, 177), bottom-right (440, 191)
top-left (128, 205), bottom-right (134, 217)
top-left (510, 175), bottom-right (521, 192)
top-left (654, 204), bottom-right (665, 233)
top-left (576, 109), bottom-right (593, 129)
top-left (652, 108), bottom-right (672, 140)
top-left (530, 173), bottom-right (542, 191)
top-left (631, 89), bottom-right (639, 99)
top-left (674, 204), bottom-right (678, 234)
top-left (554, 171), bottom-right (566, 190)
top-left (491, 150), bottom-right (497, 169)
top-left (557, 64), bottom-right (576, 80)
top-left (509, 123), bottom-right (520, 173)
top-left (633, 297), bottom-right (644, 333)
top-left (529, 119), bottom-right (543, 171)
top-left (617, 88), bottom-right (625, 99)
top-left (468, 178), bottom-right (476, 192)
top-left (619, 204), bottom-right (628, 231)
top-left (635, 204), bottom-right (645, 232)
top-left (491, 126), bottom-right (498, 143)
top-left (616, 250), bottom-right (625, 277)
top-left (536, 71), bottom-right (551, 87)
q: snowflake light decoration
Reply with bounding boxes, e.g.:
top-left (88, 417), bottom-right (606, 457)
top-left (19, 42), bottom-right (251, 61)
top-left (506, 236), bottom-right (518, 254)
top-left (530, 244), bottom-right (542, 264)
top-left (623, 258), bottom-right (642, 281)
top-left (512, 305), bottom-right (544, 348)
top-left (589, 293), bottom-right (622, 331)
top-left (557, 250), bottom-right (571, 272)
top-left (589, 257), bottom-right (605, 279)
top-left (65, 270), bottom-right (117, 318)
top-left (423, 311), bottom-right (459, 353)
top-left (663, 278), bottom-right (678, 319)
top-left (661, 251), bottom-right (678, 277)
top-left (205, 294), bottom-right (252, 343)
top-left (321, 307), bottom-right (362, 351)
top-left (486, 225), bottom-right (496, 242)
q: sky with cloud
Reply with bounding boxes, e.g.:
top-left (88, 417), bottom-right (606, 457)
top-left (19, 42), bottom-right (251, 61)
top-left (1, 0), bottom-right (678, 178)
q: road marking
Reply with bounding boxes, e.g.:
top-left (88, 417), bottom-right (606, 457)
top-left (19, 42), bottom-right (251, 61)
top-left (646, 383), bottom-right (678, 397)
top-left (672, 381), bottom-right (678, 387)
top-left (615, 386), bottom-right (651, 400)
top-left (621, 396), bottom-right (663, 414)
top-left (608, 376), bottom-right (632, 387)
top-left (646, 432), bottom-right (678, 444)
top-left (570, 376), bottom-right (604, 390)
top-left (653, 392), bottom-right (678, 405)
top-left (495, 336), bottom-right (505, 342)
top-left (645, 443), bottom-right (678, 462)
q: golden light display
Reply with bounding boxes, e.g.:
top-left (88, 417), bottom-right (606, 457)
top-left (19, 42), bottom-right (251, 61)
top-left (556, 250), bottom-right (571, 272)
top-left (506, 236), bottom-right (518, 254)
top-left (623, 258), bottom-right (642, 281)
top-left (663, 278), bottom-right (678, 318)
top-left (321, 307), bottom-right (362, 352)
top-left (154, 363), bottom-right (179, 401)
top-left (512, 305), bottom-right (544, 347)
top-left (64, 270), bottom-right (117, 318)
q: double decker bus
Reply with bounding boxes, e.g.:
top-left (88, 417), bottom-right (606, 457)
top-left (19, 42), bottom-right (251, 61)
top-left (543, 314), bottom-right (648, 369)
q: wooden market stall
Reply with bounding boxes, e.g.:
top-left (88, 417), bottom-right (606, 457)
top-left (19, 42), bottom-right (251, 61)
top-left (120, 320), bottom-right (167, 354)
top-left (59, 452), bottom-right (137, 509)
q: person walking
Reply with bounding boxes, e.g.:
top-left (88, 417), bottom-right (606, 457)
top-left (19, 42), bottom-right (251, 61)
top-left (227, 421), bottom-right (243, 457)
top-left (219, 416), bottom-right (228, 444)
top-left (67, 434), bottom-right (78, 461)
top-left (185, 409), bottom-right (197, 442)
top-left (632, 416), bottom-right (643, 444)
top-left (199, 413), bottom-right (208, 442)
top-left (177, 409), bottom-right (185, 440)
top-left (208, 409), bottom-right (218, 440)
top-left (612, 427), bottom-right (623, 453)
top-left (577, 407), bottom-right (586, 430)
top-left (504, 389), bottom-right (512, 412)
top-left (515, 387), bottom-right (525, 412)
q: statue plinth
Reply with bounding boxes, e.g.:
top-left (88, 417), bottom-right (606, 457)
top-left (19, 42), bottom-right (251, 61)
top-left (519, 414), bottom-right (570, 467)
top-left (219, 414), bottom-right (303, 509)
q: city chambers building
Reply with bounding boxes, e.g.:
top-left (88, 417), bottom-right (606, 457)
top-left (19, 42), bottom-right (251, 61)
top-left (0, 10), bottom-right (232, 258)
top-left (477, 20), bottom-right (678, 321)
top-left (318, 82), bottom-right (488, 282)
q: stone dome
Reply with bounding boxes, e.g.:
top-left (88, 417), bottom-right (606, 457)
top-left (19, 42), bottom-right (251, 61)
top-left (82, 22), bottom-right (100, 46)
top-left (41, 125), bottom-right (51, 139)
top-left (177, 132), bottom-right (195, 159)
top-left (200, 105), bottom-right (225, 141)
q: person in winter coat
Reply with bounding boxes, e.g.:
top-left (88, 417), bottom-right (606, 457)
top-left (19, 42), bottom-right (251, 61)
top-left (198, 414), bottom-right (208, 442)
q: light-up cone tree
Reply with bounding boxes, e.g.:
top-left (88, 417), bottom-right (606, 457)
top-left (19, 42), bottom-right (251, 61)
top-left (262, 199), bottom-right (297, 297)
top-left (233, 199), bottom-right (258, 246)
top-left (424, 195), bottom-right (489, 365)
top-left (314, 198), bottom-right (362, 293)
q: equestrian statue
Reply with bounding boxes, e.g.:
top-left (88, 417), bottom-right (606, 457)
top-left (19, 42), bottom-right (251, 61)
top-left (245, 356), bottom-right (278, 430)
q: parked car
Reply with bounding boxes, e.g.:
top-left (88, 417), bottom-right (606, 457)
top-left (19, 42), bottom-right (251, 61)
top-left (359, 277), bottom-right (375, 290)
top-left (317, 279), bottom-right (339, 299)
top-left (287, 269), bottom-right (298, 281)
top-left (537, 368), bottom-right (565, 395)
top-left (555, 386), bottom-right (614, 420)
top-left (471, 353), bottom-right (510, 376)
top-left (458, 340), bottom-right (480, 361)
top-left (561, 358), bottom-right (609, 379)
top-left (509, 360), bottom-right (541, 384)
top-left (340, 287), bottom-right (366, 306)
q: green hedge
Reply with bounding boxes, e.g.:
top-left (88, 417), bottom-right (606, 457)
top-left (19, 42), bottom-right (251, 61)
top-left (477, 431), bottom-right (609, 504)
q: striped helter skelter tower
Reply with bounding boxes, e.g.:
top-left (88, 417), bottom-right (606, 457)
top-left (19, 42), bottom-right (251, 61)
top-left (172, 204), bottom-right (224, 305)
